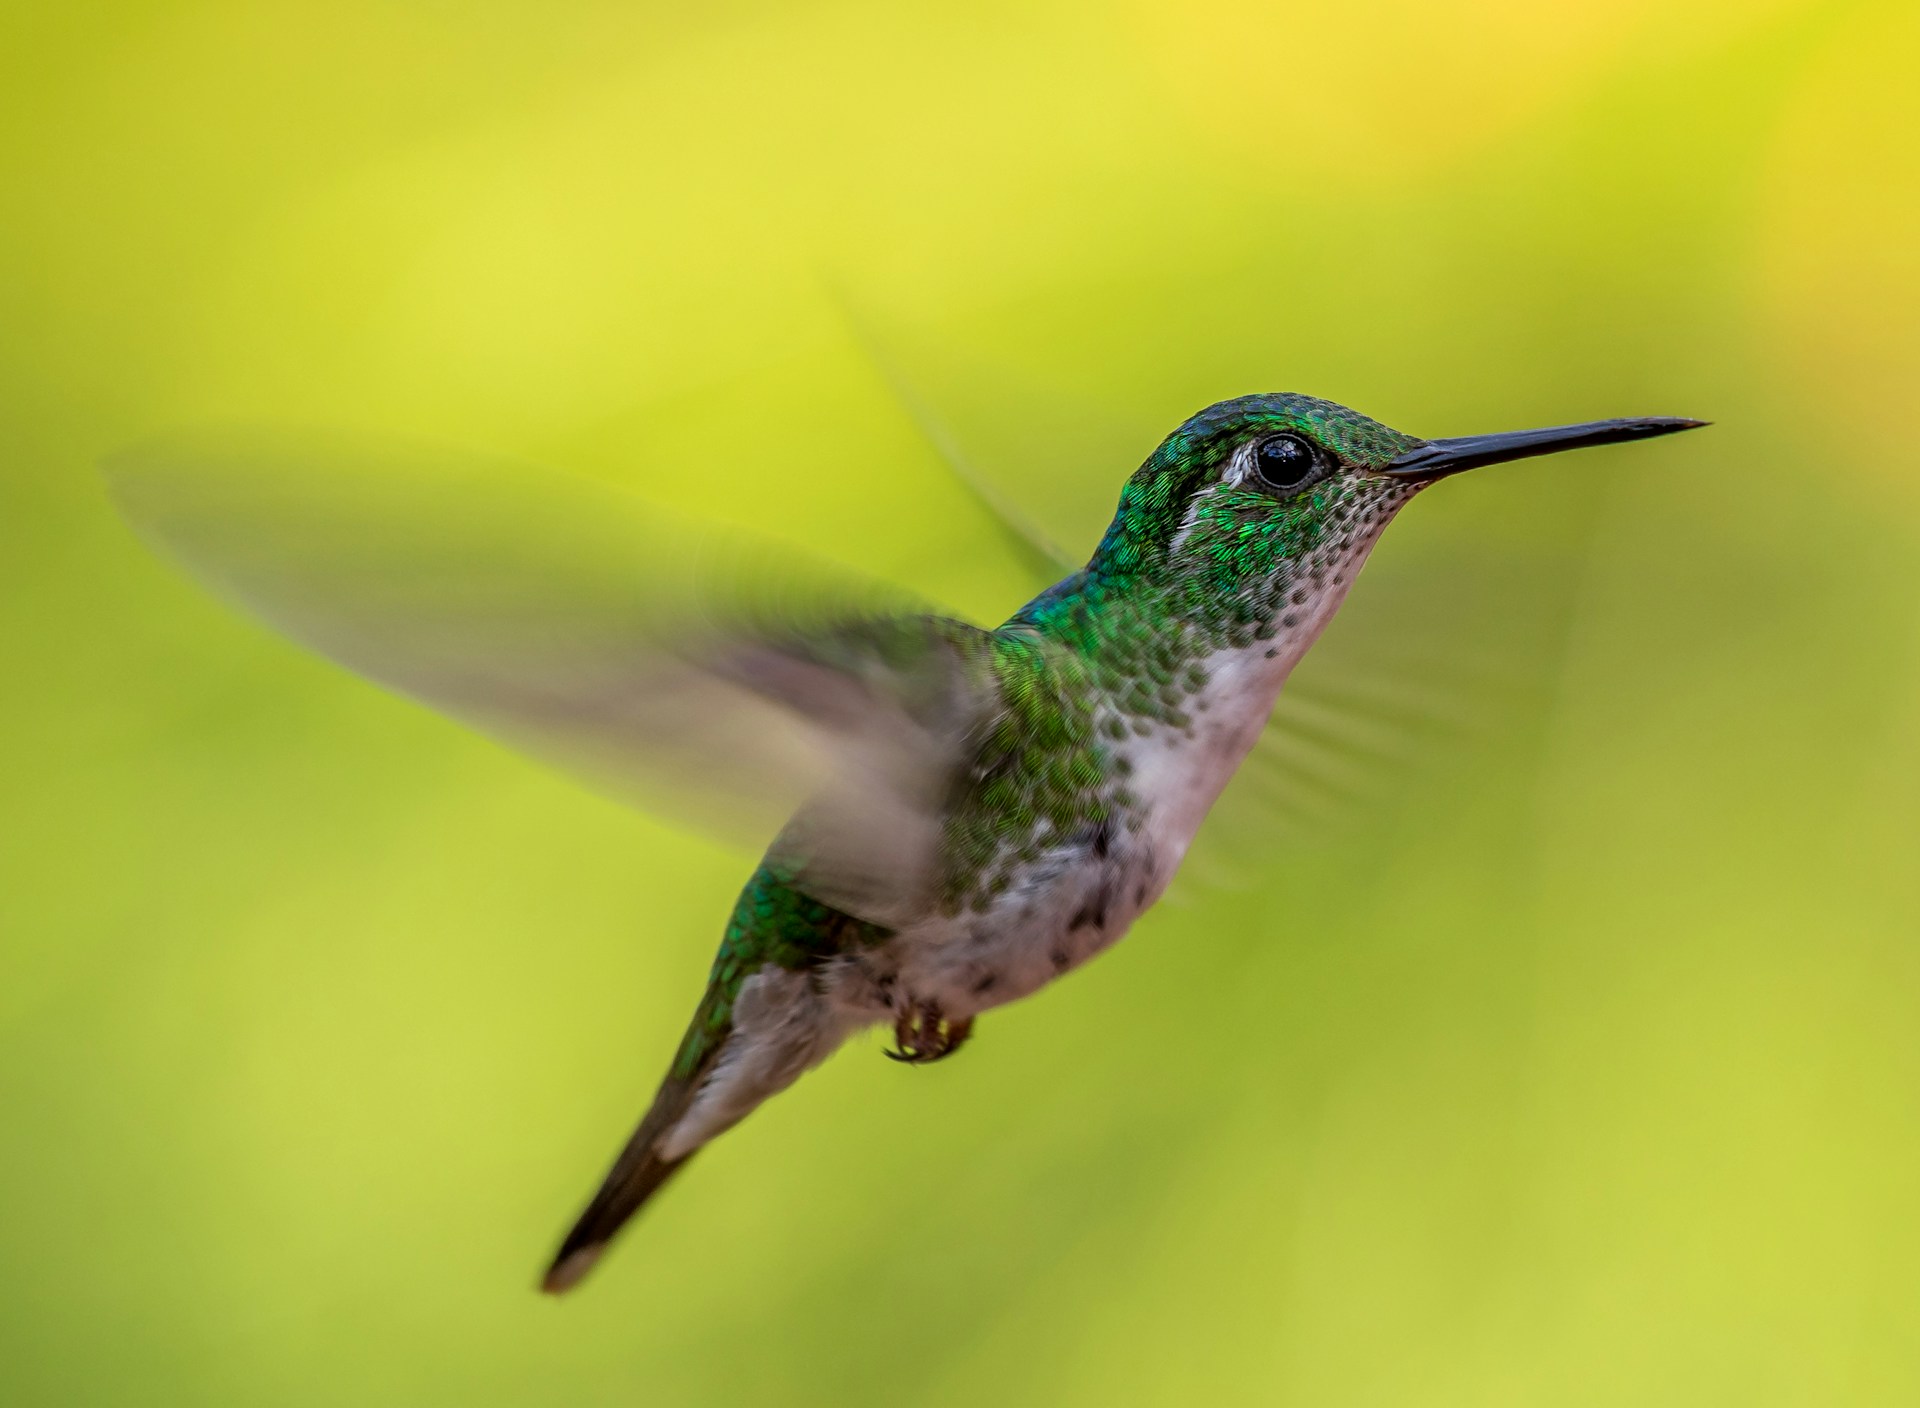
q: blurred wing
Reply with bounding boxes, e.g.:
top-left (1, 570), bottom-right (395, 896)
top-left (827, 283), bottom-right (1077, 582)
top-left (1172, 626), bottom-right (1527, 900)
top-left (105, 430), bottom-right (996, 925)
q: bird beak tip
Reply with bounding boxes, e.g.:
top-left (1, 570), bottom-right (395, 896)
top-left (1384, 414), bottom-right (1710, 481)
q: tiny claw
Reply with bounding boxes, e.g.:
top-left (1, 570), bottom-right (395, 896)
top-left (932, 1016), bottom-right (973, 1062)
top-left (881, 1003), bottom-right (973, 1065)
top-left (887, 1007), bottom-right (925, 1063)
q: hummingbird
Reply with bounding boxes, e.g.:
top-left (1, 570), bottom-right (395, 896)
top-left (106, 393), bottom-right (1704, 1294)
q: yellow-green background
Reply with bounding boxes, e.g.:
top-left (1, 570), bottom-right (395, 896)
top-left (5, 1), bottom-right (1919, 1403)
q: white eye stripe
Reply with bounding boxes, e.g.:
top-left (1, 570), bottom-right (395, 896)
top-left (1166, 480), bottom-right (1222, 554)
top-left (1225, 441), bottom-right (1260, 486)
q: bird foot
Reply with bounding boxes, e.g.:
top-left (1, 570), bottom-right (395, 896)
top-left (884, 1003), bottom-right (973, 1064)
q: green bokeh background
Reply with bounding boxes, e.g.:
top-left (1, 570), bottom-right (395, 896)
top-left (6, 1), bottom-right (1919, 1403)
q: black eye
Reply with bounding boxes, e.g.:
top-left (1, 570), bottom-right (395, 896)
top-left (1254, 434), bottom-right (1320, 490)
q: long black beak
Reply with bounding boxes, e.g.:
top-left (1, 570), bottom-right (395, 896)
top-left (1383, 416), bottom-right (1707, 482)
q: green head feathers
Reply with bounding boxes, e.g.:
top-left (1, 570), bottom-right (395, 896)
top-left (1016, 394), bottom-right (1418, 653)
top-left (1086, 393), bottom-right (1420, 590)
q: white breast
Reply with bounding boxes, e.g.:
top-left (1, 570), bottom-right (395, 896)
top-left (1122, 647), bottom-right (1290, 876)
top-left (836, 520), bottom-right (1392, 1026)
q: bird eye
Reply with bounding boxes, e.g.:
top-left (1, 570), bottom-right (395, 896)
top-left (1253, 434), bottom-right (1321, 491)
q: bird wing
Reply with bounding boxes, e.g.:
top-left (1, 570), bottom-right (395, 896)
top-left (827, 284), bottom-right (1078, 583)
top-left (105, 429), bottom-right (999, 926)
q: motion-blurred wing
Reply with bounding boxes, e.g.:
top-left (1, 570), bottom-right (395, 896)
top-left (828, 285), bottom-right (1077, 583)
top-left (105, 430), bottom-right (997, 925)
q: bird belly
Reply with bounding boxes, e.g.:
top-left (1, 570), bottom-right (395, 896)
top-left (821, 831), bottom-right (1159, 1025)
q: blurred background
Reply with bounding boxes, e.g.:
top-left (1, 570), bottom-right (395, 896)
top-left (4, 1), bottom-right (1919, 1403)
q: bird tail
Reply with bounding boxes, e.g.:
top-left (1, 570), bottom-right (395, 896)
top-left (540, 1003), bottom-right (729, 1295)
top-left (540, 961), bottom-right (851, 1294)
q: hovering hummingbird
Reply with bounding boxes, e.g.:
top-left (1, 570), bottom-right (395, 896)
top-left (107, 393), bottom-right (1703, 1294)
